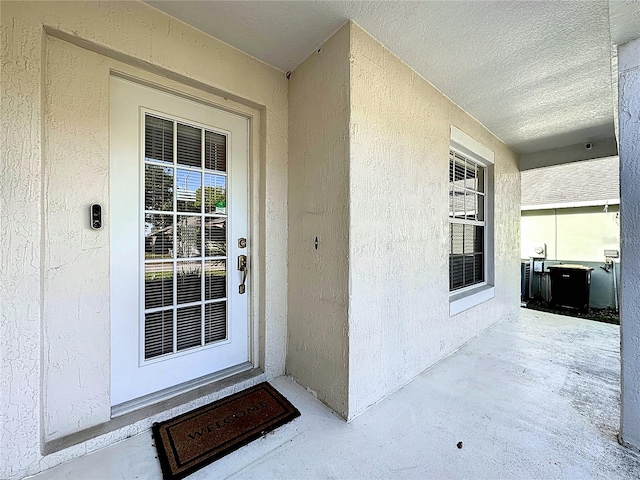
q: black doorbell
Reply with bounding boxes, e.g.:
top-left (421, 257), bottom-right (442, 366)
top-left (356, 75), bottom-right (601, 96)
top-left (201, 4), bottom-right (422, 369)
top-left (90, 204), bottom-right (103, 230)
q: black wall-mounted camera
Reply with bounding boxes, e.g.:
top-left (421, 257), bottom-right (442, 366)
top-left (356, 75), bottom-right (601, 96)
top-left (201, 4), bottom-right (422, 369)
top-left (90, 204), bottom-right (103, 230)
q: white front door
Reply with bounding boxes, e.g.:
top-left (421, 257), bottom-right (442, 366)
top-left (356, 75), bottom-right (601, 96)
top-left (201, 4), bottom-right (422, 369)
top-left (110, 76), bottom-right (250, 408)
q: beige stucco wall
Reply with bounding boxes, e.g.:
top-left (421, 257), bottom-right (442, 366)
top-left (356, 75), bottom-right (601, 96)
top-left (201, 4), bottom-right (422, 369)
top-left (286, 22), bottom-right (520, 421)
top-left (521, 206), bottom-right (620, 261)
top-left (287, 25), bottom-right (351, 417)
top-left (1, 1), bottom-right (288, 478)
top-left (348, 24), bottom-right (521, 418)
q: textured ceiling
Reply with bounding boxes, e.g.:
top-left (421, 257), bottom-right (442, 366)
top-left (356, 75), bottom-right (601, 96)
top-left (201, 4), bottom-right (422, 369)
top-left (145, 1), bottom-right (622, 155)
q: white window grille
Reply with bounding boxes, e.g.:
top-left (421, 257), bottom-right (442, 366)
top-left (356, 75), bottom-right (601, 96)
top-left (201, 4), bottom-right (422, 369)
top-left (143, 114), bottom-right (228, 360)
top-left (449, 150), bottom-right (486, 291)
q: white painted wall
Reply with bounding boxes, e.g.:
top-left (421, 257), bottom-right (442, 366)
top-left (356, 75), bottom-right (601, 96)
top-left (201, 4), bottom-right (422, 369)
top-left (347, 24), bottom-right (521, 418)
top-left (0, 2), bottom-right (288, 478)
top-left (521, 206), bottom-right (620, 262)
top-left (618, 36), bottom-right (640, 452)
top-left (287, 24), bottom-right (351, 417)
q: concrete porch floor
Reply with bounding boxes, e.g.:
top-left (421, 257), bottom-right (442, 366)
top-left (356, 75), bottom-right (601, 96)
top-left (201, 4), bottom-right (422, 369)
top-left (30, 309), bottom-right (639, 479)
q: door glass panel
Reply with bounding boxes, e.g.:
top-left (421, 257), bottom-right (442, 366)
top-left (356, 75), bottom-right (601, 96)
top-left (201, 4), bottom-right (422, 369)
top-left (205, 131), bottom-right (226, 172)
top-left (145, 115), bottom-right (173, 165)
top-left (203, 173), bottom-right (226, 214)
top-left (142, 115), bottom-right (232, 363)
top-left (145, 165), bottom-right (174, 212)
top-left (177, 261), bottom-right (201, 304)
top-left (205, 302), bottom-right (226, 344)
top-left (177, 305), bottom-right (202, 350)
top-left (176, 215), bottom-right (202, 258)
top-left (176, 169), bottom-right (201, 213)
top-left (177, 123), bottom-right (202, 168)
top-left (205, 260), bottom-right (226, 300)
top-left (145, 214), bottom-right (174, 260)
top-left (144, 310), bottom-right (174, 359)
top-left (204, 217), bottom-right (226, 257)
top-left (145, 263), bottom-right (174, 309)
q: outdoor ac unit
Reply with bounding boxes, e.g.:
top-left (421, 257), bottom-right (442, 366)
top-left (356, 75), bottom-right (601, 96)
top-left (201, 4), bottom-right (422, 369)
top-left (528, 243), bottom-right (547, 259)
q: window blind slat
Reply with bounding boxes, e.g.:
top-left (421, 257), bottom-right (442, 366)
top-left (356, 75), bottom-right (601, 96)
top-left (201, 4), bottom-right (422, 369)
top-left (145, 263), bottom-right (174, 309)
top-left (145, 115), bottom-right (173, 164)
top-left (205, 131), bottom-right (227, 172)
top-left (205, 302), bottom-right (226, 344)
top-left (177, 123), bottom-right (202, 168)
top-left (177, 305), bottom-right (202, 351)
top-left (145, 310), bottom-right (174, 359)
top-left (205, 260), bottom-right (226, 300)
top-left (204, 217), bottom-right (226, 257)
top-left (177, 261), bottom-right (201, 304)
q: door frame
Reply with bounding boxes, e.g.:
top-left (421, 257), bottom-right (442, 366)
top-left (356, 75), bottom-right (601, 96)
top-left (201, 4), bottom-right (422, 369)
top-left (40, 32), bottom-right (279, 457)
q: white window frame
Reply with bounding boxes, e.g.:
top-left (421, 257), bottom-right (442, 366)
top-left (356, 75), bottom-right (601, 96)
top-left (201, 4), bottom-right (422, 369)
top-left (449, 126), bottom-right (495, 316)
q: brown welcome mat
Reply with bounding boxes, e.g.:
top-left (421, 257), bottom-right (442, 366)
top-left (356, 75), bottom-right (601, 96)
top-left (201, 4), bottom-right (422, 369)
top-left (152, 382), bottom-right (300, 480)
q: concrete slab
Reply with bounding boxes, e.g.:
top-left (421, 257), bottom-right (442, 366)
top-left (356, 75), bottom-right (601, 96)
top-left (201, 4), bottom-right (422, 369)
top-left (28, 310), bottom-right (639, 479)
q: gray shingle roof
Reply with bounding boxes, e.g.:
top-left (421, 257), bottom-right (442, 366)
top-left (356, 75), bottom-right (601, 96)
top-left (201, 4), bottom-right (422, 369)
top-left (521, 156), bottom-right (619, 208)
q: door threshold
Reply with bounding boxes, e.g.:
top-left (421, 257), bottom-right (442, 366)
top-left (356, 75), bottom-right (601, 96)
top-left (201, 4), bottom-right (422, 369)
top-left (112, 362), bottom-right (254, 417)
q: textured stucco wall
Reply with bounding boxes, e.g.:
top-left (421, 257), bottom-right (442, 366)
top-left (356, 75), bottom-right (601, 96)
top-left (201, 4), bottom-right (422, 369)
top-left (287, 24), bottom-right (351, 418)
top-left (348, 24), bottom-right (520, 418)
top-left (619, 36), bottom-right (640, 451)
top-left (1, 1), bottom-right (288, 478)
top-left (521, 206), bottom-right (620, 262)
top-left (43, 37), bottom-right (112, 441)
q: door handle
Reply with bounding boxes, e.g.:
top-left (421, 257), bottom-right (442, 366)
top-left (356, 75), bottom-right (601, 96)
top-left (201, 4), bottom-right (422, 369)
top-left (237, 255), bottom-right (247, 294)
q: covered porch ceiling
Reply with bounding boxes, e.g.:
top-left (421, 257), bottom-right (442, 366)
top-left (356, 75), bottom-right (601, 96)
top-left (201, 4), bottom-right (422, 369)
top-left (146, 1), bottom-right (639, 170)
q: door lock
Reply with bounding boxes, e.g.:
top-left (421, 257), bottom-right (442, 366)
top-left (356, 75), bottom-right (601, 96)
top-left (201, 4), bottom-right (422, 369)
top-left (237, 255), bottom-right (247, 294)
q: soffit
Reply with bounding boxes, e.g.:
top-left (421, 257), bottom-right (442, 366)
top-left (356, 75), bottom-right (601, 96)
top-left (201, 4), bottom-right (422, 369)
top-left (145, 0), bottom-right (617, 155)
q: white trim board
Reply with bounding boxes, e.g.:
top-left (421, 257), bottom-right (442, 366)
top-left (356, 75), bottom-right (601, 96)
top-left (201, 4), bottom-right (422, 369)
top-left (521, 199), bottom-right (620, 211)
top-left (450, 286), bottom-right (495, 316)
top-left (450, 125), bottom-right (495, 165)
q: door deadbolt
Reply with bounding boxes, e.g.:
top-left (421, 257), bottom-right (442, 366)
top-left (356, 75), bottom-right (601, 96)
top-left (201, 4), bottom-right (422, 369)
top-left (238, 237), bottom-right (247, 249)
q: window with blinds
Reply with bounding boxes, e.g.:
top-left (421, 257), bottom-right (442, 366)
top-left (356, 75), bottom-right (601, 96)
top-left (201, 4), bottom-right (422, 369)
top-left (449, 150), bottom-right (485, 291)
top-left (143, 113), bottom-right (228, 360)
